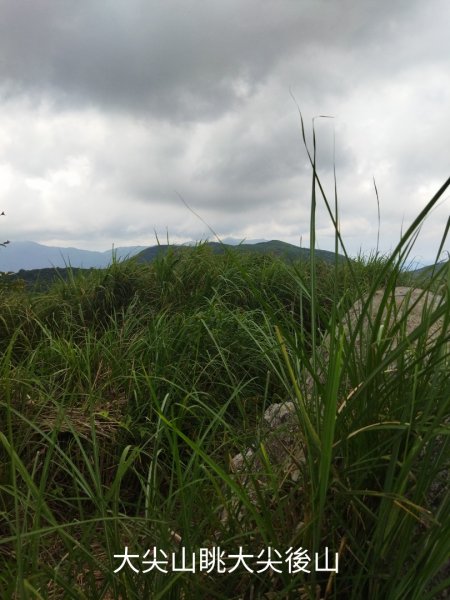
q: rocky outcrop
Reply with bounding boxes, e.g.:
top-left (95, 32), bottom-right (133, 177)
top-left (334, 285), bottom-right (444, 355)
top-left (226, 288), bottom-right (448, 553)
top-left (229, 286), bottom-right (446, 489)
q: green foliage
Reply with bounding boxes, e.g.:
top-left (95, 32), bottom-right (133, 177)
top-left (1, 161), bottom-right (449, 598)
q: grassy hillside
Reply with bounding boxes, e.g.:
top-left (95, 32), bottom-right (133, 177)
top-left (2, 240), bottom-right (345, 292)
top-left (1, 266), bottom-right (97, 291)
top-left (135, 239), bottom-right (344, 265)
top-left (1, 164), bottom-right (449, 597)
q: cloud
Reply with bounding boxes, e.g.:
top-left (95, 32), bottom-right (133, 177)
top-left (0, 0), bottom-right (448, 264)
top-left (1, 0), bottom-right (308, 120)
top-left (2, 0), bottom-right (438, 120)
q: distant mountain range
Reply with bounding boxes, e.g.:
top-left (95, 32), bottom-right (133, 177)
top-left (408, 260), bottom-right (449, 280)
top-left (1, 239), bottom-right (347, 289)
top-left (0, 239), bottom-right (268, 272)
top-left (0, 241), bottom-right (148, 272)
top-left (2, 240), bottom-right (446, 291)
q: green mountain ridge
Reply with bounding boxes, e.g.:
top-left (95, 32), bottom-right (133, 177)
top-left (3, 241), bottom-right (446, 290)
top-left (134, 239), bottom-right (345, 264)
top-left (2, 240), bottom-right (345, 289)
top-left (407, 259), bottom-right (449, 279)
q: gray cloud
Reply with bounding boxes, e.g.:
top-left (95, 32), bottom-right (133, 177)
top-left (0, 0), bottom-right (449, 265)
top-left (1, 0), bottom-right (309, 120)
top-left (1, 0), bottom-right (437, 121)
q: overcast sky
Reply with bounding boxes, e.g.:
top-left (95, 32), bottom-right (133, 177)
top-left (1, 0), bottom-right (449, 264)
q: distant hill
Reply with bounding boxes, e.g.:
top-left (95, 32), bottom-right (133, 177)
top-left (0, 241), bottom-right (147, 272)
top-left (0, 239), bottom-right (270, 272)
top-left (4, 267), bottom-right (96, 290)
top-left (408, 259), bottom-right (449, 281)
top-left (0, 239), bottom-right (345, 273)
top-left (3, 241), bottom-right (446, 292)
top-left (2, 240), bottom-right (346, 290)
top-left (135, 240), bottom-right (344, 264)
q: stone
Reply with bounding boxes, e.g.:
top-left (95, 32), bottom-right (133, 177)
top-left (226, 286), bottom-right (447, 519)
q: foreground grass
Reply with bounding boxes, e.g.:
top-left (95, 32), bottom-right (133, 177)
top-left (1, 170), bottom-right (449, 597)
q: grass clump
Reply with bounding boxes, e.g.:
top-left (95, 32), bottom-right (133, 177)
top-left (1, 130), bottom-right (449, 599)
